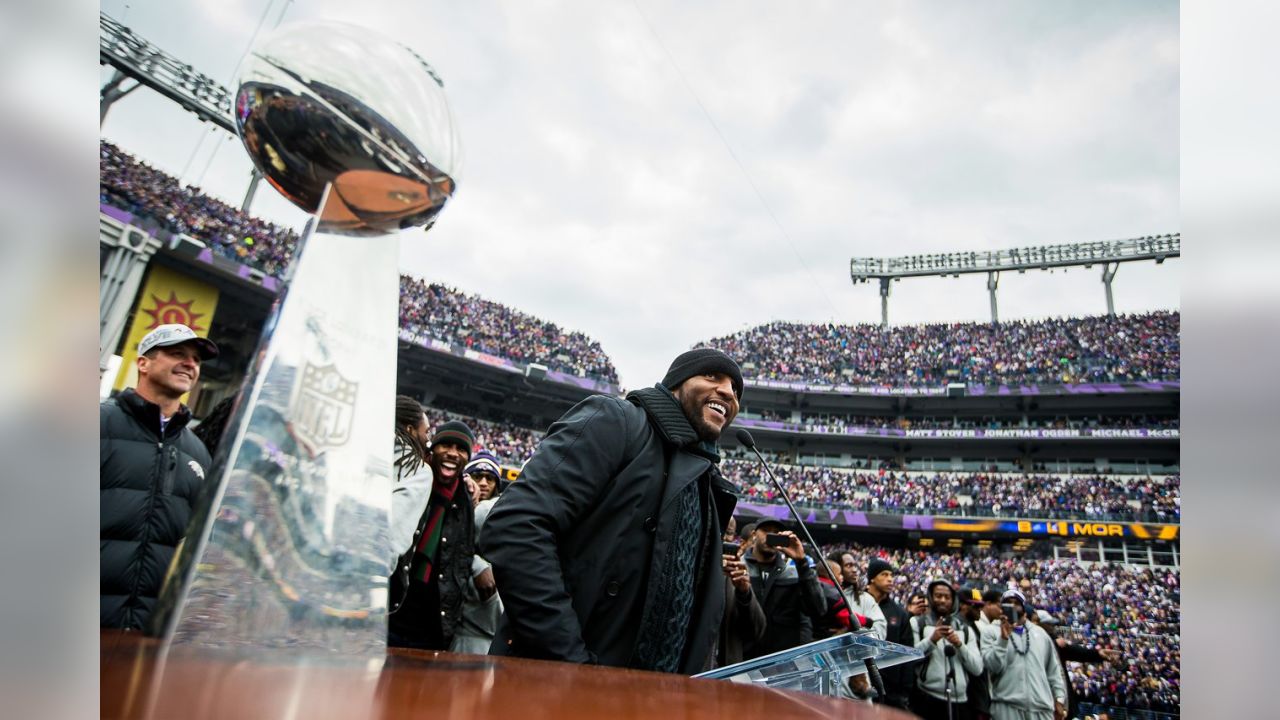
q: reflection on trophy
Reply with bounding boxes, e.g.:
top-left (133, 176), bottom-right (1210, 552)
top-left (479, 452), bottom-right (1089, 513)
top-left (151, 21), bottom-right (460, 656)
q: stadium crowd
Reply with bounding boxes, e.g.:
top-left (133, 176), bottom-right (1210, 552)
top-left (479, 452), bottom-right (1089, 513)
top-left (99, 141), bottom-right (301, 277)
top-left (749, 410), bottom-right (1180, 432)
top-left (411, 409), bottom-right (1179, 523)
top-left (729, 462), bottom-right (1180, 522)
top-left (400, 275), bottom-right (619, 384)
top-left (829, 544), bottom-right (1180, 714)
top-left (703, 312), bottom-right (1180, 387)
top-left (420, 407), bottom-right (543, 466)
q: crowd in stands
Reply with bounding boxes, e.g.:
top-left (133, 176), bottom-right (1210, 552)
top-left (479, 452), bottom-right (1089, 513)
top-left (100, 141), bottom-right (301, 277)
top-left (826, 544), bottom-right (1179, 714)
top-left (400, 275), bottom-right (619, 384)
top-left (703, 312), bottom-right (1180, 387)
top-left (416, 408), bottom-right (1179, 523)
top-left (748, 410), bottom-right (1180, 432)
top-left (729, 461), bottom-right (1180, 522)
top-left (421, 407), bottom-right (543, 467)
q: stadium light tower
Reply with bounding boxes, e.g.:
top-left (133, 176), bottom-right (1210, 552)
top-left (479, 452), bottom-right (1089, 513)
top-left (99, 13), bottom-right (264, 212)
top-left (850, 234), bottom-right (1180, 326)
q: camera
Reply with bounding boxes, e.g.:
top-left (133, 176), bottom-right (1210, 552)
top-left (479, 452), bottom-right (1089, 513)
top-left (765, 532), bottom-right (791, 548)
top-left (722, 541), bottom-right (741, 556)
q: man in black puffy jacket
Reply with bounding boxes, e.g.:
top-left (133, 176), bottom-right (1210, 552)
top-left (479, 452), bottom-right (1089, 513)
top-left (100, 324), bottom-right (218, 630)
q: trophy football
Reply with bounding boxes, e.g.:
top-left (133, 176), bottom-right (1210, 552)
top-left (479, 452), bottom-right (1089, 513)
top-left (151, 21), bottom-right (461, 656)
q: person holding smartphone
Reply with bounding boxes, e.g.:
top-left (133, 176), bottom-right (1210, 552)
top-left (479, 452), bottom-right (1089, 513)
top-left (715, 516), bottom-right (766, 666)
top-left (982, 589), bottom-right (1068, 720)
top-left (740, 519), bottom-right (825, 660)
top-left (909, 578), bottom-right (984, 719)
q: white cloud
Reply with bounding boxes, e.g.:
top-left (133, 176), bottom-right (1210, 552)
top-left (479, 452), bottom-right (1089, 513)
top-left (101, 0), bottom-right (1179, 390)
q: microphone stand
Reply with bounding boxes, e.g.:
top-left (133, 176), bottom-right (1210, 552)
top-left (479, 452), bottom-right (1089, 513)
top-left (737, 429), bottom-right (895, 705)
top-left (863, 658), bottom-right (887, 703)
top-left (943, 641), bottom-right (957, 720)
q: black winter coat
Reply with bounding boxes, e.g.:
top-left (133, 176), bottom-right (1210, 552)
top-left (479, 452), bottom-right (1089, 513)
top-left (877, 596), bottom-right (917, 707)
top-left (388, 481), bottom-right (475, 647)
top-left (481, 387), bottom-right (738, 674)
top-left (100, 388), bottom-right (212, 630)
top-left (741, 549), bottom-right (826, 659)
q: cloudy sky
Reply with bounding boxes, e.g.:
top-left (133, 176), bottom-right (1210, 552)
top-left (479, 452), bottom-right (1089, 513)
top-left (100, 0), bottom-right (1180, 390)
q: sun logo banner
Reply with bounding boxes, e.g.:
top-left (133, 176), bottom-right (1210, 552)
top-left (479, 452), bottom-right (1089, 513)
top-left (114, 264), bottom-right (221, 399)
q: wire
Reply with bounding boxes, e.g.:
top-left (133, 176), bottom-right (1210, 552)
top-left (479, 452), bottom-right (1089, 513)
top-left (627, 0), bottom-right (841, 319)
top-left (195, 134), bottom-right (231, 188)
top-left (178, 126), bottom-right (217, 182)
top-left (194, 0), bottom-right (296, 190)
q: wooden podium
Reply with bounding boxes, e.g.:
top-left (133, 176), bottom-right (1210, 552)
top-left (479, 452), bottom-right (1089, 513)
top-left (102, 631), bottom-right (914, 719)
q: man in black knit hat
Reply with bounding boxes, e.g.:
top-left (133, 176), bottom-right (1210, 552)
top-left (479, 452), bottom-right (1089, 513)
top-left (388, 420), bottom-right (479, 650)
top-left (866, 557), bottom-right (916, 710)
top-left (482, 348), bottom-right (743, 673)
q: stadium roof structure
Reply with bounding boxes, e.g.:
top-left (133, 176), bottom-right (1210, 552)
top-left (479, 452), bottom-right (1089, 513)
top-left (850, 234), bottom-right (1180, 326)
top-left (99, 13), bottom-right (266, 211)
top-left (99, 13), bottom-right (235, 133)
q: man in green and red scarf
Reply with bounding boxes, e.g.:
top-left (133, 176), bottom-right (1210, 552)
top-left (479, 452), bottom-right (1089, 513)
top-left (388, 420), bottom-right (478, 650)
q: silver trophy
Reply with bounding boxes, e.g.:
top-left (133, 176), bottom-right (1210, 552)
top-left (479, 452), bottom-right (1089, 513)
top-left (151, 21), bottom-right (460, 656)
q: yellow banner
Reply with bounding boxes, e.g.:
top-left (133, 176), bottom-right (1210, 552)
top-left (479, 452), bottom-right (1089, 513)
top-left (114, 264), bottom-right (220, 396)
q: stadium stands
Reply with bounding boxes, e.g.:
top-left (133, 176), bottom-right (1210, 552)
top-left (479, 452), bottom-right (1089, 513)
top-left (421, 407), bottom-right (543, 467)
top-left (747, 410), bottom-right (1179, 432)
top-left (414, 408), bottom-right (1179, 524)
top-left (728, 461), bottom-right (1179, 522)
top-left (401, 275), bottom-right (619, 384)
top-left (700, 312), bottom-right (1180, 387)
top-left (100, 141), bottom-right (301, 277)
top-left (833, 544), bottom-right (1179, 715)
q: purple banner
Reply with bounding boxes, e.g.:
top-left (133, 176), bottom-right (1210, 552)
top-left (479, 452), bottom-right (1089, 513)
top-left (734, 417), bottom-right (1178, 440)
top-left (745, 377), bottom-right (1179, 397)
top-left (101, 205), bottom-right (281, 292)
top-left (100, 203), bottom-right (139, 227)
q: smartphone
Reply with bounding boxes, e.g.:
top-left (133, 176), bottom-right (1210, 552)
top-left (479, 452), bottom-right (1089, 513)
top-left (765, 532), bottom-right (791, 548)
top-left (1001, 603), bottom-right (1023, 622)
top-left (722, 541), bottom-right (741, 556)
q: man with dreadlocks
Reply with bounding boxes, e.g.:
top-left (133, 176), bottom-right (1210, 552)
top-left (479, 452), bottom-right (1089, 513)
top-left (389, 396), bottom-right (433, 570)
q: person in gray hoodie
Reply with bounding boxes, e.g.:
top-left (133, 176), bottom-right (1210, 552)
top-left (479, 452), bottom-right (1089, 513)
top-left (909, 578), bottom-right (984, 719)
top-left (981, 589), bottom-right (1067, 720)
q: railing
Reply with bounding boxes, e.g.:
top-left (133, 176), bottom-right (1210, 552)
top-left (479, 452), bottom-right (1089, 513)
top-left (1077, 701), bottom-right (1179, 720)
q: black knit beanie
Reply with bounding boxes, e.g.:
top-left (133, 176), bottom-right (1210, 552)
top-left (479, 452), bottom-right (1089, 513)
top-left (430, 420), bottom-right (475, 459)
top-left (867, 558), bottom-right (895, 582)
top-left (661, 348), bottom-right (744, 399)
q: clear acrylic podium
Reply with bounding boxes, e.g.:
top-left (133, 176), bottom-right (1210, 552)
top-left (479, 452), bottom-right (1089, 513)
top-left (695, 631), bottom-right (925, 698)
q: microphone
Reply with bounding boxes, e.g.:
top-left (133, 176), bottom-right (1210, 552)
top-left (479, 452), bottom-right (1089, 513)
top-left (734, 429), bottom-right (842, 592)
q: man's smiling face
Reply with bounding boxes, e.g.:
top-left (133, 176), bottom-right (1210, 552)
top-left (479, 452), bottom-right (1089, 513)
top-left (138, 343), bottom-right (202, 398)
top-left (429, 439), bottom-right (470, 483)
top-left (672, 372), bottom-right (739, 442)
